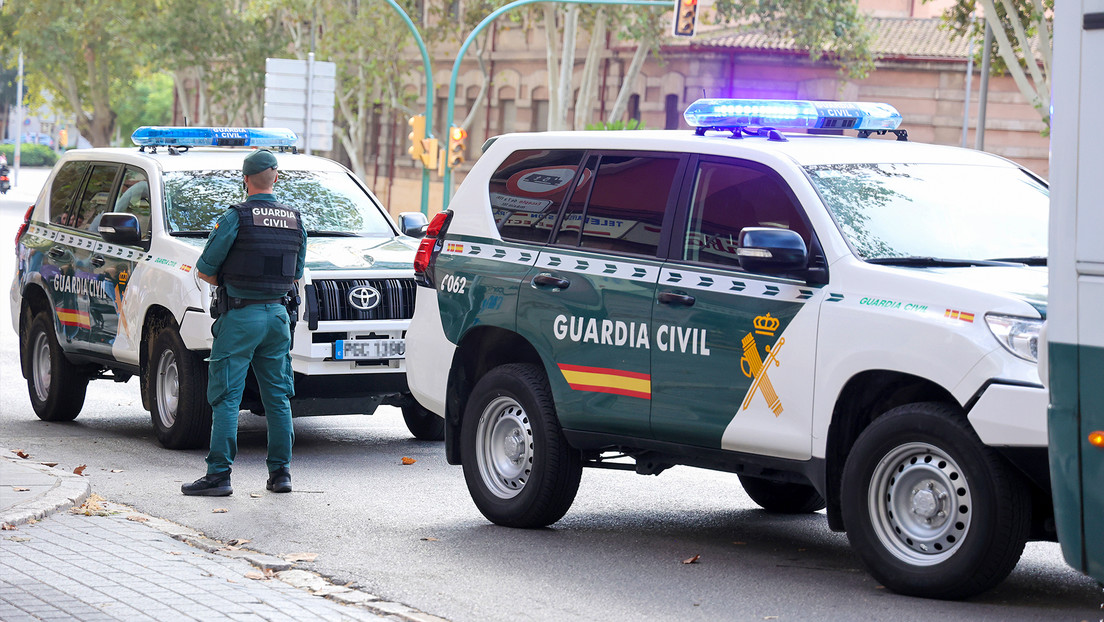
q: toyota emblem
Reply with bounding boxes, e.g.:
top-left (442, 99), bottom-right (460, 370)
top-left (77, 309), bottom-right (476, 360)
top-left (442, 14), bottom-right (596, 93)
top-left (348, 285), bottom-right (381, 310)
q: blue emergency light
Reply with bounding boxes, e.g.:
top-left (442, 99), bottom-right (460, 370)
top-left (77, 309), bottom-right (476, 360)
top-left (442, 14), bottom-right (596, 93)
top-left (131, 126), bottom-right (298, 148)
top-left (683, 98), bottom-right (902, 133)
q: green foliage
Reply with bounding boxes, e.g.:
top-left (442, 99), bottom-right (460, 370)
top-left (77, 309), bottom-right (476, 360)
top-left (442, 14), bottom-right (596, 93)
top-left (710, 0), bottom-right (875, 79)
top-left (0, 144), bottom-right (59, 167)
top-left (585, 119), bottom-right (647, 131)
top-left (112, 73), bottom-right (174, 146)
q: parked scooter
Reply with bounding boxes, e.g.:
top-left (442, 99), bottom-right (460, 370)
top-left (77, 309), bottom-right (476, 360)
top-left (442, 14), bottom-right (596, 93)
top-left (0, 165), bottom-right (9, 194)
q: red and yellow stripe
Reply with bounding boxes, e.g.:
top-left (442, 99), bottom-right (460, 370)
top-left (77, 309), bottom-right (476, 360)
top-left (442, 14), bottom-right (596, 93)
top-left (57, 308), bottom-right (91, 329)
top-left (944, 309), bottom-right (975, 323)
top-left (558, 364), bottom-right (651, 400)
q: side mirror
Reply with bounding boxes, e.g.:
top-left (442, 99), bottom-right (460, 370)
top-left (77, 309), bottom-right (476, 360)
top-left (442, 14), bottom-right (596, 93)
top-left (399, 211), bottom-right (429, 238)
top-left (97, 212), bottom-right (142, 246)
top-left (737, 227), bottom-right (808, 274)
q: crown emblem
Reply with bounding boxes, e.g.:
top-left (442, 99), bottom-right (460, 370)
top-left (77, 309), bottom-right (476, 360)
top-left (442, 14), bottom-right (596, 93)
top-left (119, 271), bottom-right (130, 283)
top-left (753, 313), bottom-right (779, 336)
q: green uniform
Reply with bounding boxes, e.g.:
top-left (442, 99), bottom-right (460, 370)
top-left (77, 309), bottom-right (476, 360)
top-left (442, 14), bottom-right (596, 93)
top-left (196, 192), bottom-right (307, 474)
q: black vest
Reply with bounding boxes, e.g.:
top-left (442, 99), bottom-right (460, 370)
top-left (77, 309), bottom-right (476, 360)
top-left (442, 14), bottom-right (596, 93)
top-left (220, 201), bottom-right (304, 294)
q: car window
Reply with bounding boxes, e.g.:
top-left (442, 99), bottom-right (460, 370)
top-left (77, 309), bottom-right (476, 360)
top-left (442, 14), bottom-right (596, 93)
top-left (104, 166), bottom-right (151, 241)
top-left (805, 163), bottom-right (1048, 261)
top-left (684, 160), bottom-right (810, 267)
top-left (552, 156), bottom-right (599, 247)
top-left (488, 149), bottom-right (586, 244)
top-left (49, 161), bottom-right (89, 226)
top-left (557, 153), bottom-right (680, 257)
top-left (72, 164), bottom-right (121, 233)
top-left (162, 169), bottom-right (393, 236)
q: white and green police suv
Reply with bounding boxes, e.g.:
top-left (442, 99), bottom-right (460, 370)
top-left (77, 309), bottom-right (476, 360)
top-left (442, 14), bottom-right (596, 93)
top-left (407, 99), bottom-right (1051, 599)
top-left (11, 127), bottom-right (440, 450)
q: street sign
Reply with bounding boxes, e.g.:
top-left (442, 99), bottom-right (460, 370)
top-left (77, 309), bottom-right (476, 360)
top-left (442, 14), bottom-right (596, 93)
top-left (263, 57), bottom-right (337, 153)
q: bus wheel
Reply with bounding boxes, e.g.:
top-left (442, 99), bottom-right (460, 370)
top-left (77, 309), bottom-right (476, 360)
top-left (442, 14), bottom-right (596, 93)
top-left (461, 363), bottom-right (582, 528)
top-left (840, 402), bottom-right (1029, 599)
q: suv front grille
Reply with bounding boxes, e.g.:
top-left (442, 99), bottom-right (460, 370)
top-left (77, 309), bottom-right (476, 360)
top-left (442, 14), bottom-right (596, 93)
top-left (312, 278), bottom-right (416, 321)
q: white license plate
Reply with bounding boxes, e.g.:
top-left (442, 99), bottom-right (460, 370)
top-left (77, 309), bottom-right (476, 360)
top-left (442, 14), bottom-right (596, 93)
top-left (334, 339), bottom-right (405, 360)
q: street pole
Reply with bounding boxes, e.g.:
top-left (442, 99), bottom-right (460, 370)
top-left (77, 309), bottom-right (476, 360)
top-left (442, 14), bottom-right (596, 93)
top-left (15, 50), bottom-right (23, 187)
top-left (975, 22), bottom-right (993, 152)
top-left (441, 0), bottom-right (671, 210)
top-left (384, 0), bottom-right (435, 215)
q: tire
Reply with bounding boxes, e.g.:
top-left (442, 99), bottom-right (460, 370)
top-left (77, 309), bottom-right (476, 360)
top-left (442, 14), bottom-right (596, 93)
top-left (738, 474), bottom-right (826, 514)
top-left (402, 400), bottom-right (445, 441)
top-left (840, 402), bottom-right (1030, 599)
top-left (148, 327), bottom-right (211, 450)
top-left (461, 363), bottom-right (582, 527)
top-left (24, 312), bottom-right (88, 421)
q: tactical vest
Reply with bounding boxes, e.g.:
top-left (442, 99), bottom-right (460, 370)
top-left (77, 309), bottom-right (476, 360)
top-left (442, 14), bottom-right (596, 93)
top-left (220, 200), bottom-right (304, 294)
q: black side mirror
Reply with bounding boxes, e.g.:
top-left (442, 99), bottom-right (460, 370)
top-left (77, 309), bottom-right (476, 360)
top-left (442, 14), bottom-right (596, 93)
top-left (97, 212), bottom-right (142, 246)
top-left (737, 227), bottom-right (808, 274)
top-left (399, 211), bottom-right (429, 238)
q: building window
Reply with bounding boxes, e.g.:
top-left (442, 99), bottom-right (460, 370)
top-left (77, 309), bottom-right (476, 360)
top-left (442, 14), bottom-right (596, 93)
top-left (498, 99), bottom-right (517, 134)
top-left (665, 94), bottom-right (680, 130)
top-left (532, 100), bottom-right (549, 132)
top-left (628, 94), bottom-right (641, 122)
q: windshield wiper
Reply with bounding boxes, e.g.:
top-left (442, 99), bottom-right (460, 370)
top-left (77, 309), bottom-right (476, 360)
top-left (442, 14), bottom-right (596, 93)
top-left (305, 230), bottom-right (358, 237)
top-left (865, 256), bottom-right (1024, 267)
top-left (984, 256), bottom-right (1046, 266)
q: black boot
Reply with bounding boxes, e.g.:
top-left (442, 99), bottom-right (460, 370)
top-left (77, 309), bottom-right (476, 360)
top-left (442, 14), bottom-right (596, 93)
top-left (182, 470), bottom-right (232, 496)
top-left (267, 467), bottom-right (292, 493)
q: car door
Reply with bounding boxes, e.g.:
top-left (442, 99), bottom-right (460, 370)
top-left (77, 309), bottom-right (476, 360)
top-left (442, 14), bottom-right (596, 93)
top-left (516, 151), bottom-right (685, 437)
top-left (649, 156), bottom-right (822, 459)
top-left (39, 160), bottom-right (91, 347)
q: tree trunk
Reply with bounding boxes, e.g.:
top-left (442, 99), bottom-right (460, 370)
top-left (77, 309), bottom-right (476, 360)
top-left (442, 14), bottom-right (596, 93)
top-left (574, 10), bottom-right (607, 130)
top-left (607, 42), bottom-right (650, 124)
top-left (555, 6), bottom-right (579, 131)
top-left (543, 5), bottom-right (560, 130)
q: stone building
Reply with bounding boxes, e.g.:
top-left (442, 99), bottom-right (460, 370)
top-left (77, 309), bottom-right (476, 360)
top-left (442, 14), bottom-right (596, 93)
top-left (352, 0), bottom-right (1048, 217)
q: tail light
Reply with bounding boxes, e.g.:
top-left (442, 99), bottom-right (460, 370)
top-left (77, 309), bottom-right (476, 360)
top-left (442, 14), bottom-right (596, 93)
top-left (414, 210), bottom-right (453, 288)
top-left (15, 204), bottom-right (34, 248)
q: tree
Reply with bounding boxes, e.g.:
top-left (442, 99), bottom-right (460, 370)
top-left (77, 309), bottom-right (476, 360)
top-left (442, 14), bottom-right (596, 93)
top-left (0, 0), bottom-right (148, 146)
top-left (939, 0), bottom-right (1052, 126)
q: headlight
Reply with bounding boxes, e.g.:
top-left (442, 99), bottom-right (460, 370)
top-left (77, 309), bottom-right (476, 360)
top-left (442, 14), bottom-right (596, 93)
top-left (984, 314), bottom-right (1042, 362)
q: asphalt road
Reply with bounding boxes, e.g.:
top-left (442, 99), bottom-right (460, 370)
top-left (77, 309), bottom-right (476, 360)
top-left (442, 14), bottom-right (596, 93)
top-left (1, 167), bottom-right (1101, 622)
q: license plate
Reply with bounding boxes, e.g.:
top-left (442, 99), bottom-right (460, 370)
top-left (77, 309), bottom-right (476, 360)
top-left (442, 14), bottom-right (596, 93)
top-left (334, 339), bottom-right (405, 360)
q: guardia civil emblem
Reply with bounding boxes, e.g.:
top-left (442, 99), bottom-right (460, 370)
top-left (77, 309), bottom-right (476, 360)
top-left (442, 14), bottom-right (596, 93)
top-left (740, 313), bottom-right (784, 416)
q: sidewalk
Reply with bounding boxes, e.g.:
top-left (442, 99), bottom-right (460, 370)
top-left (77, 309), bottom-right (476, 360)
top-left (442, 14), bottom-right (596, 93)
top-left (0, 449), bottom-right (444, 622)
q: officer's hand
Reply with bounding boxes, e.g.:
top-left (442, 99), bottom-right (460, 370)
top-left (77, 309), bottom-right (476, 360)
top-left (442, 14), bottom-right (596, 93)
top-left (197, 271), bottom-right (218, 286)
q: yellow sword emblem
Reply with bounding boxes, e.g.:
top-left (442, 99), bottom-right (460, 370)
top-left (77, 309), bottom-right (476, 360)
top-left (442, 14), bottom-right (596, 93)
top-left (740, 334), bottom-right (784, 416)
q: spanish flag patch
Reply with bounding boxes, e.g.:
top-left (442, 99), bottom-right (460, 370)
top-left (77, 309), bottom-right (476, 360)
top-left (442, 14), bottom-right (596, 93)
top-left (558, 364), bottom-right (651, 400)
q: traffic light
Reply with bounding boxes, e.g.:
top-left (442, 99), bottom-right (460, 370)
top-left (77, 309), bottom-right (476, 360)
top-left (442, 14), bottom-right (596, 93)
top-left (672, 0), bottom-right (697, 37)
top-left (447, 126), bottom-right (467, 168)
top-left (408, 115), bottom-right (426, 162)
top-left (421, 137), bottom-right (439, 170)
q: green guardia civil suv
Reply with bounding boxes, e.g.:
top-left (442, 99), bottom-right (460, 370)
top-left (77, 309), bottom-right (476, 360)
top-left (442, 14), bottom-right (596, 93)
top-left (406, 99), bottom-right (1052, 599)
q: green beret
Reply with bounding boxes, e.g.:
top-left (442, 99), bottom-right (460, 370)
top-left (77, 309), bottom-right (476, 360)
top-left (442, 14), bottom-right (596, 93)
top-left (243, 149), bottom-right (278, 176)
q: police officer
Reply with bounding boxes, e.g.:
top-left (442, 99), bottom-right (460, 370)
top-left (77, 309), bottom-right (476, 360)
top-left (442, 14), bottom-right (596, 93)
top-left (182, 149), bottom-right (307, 496)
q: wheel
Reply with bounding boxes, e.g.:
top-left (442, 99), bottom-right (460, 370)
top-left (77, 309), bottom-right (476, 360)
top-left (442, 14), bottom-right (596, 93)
top-left (23, 312), bottom-right (88, 421)
top-left (148, 327), bottom-right (211, 449)
top-left (402, 400), bottom-right (445, 441)
top-left (461, 363), bottom-right (582, 527)
top-left (840, 402), bottom-right (1030, 599)
top-left (738, 474), bottom-right (826, 514)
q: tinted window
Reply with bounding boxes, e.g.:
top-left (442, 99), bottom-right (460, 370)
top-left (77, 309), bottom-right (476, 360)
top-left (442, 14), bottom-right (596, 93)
top-left (489, 149), bottom-right (585, 243)
top-left (684, 160), bottom-right (809, 267)
top-left (73, 164), bottom-right (121, 232)
top-left (552, 156), bottom-right (598, 247)
top-left (560, 154), bottom-right (680, 257)
top-left (107, 167), bottom-right (151, 241)
top-left (162, 170), bottom-right (393, 236)
top-left (49, 161), bottom-right (89, 226)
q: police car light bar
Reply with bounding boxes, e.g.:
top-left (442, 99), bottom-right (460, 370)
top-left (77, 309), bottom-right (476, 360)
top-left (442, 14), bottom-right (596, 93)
top-left (131, 126), bottom-right (298, 148)
top-left (683, 98), bottom-right (902, 133)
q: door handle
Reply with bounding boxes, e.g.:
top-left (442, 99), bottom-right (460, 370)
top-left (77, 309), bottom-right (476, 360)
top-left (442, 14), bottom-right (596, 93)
top-left (533, 273), bottom-right (570, 290)
top-left (90, 255), bottom-right (106, 268)
top-left (658, 291), bottom-right (696, 306)
top-left (48, 246), bottom-right (66, 259)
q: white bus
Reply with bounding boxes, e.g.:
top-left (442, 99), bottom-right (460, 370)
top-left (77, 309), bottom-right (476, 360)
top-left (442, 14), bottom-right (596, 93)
top-left (1044, 0), bottom-right (1104, 584)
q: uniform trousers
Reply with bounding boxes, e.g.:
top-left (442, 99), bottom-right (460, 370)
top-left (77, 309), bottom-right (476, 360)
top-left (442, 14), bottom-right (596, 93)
top-left (205, 302), bottom-right (295, 475)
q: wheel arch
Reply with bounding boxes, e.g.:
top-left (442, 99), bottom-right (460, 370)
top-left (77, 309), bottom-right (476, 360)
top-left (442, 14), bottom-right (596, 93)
top-left (18, 283), bottom-right (53, 379)
top-left (824, 370), bottom-right (957, 531)
top-left (443, 326), bottom-right (543, 465)
top-left (139, 305), bottom-right (180, 411)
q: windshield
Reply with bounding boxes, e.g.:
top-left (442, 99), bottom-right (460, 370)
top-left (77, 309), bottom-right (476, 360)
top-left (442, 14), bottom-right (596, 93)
top-left (163, 169), bottom-right (395, 236)
top-left (805, 163), bottom-right (1048, 263)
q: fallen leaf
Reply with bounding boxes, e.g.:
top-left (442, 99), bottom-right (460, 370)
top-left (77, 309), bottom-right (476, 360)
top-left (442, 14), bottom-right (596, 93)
top-left (401, 457), bottom-right (416, 465)
top-left (168, 551), bottom-right (182, 555)
top-left (13, 450), bottom-right (29, 459)
top-left (285, 552), bottom-right (318, 562)
top-left (126, 515), bottom-right (149, 522)
top-left (227, 538), bottom-right (250, 547)
top-left (244, 571), bottom-right (267, 580)
top-left (12, 487), bottom-right (29, 492)
top-left (73, 465), bottom-right (87, 476)
top-left (681, 555), bottom-right (701, 564)
top-left (212, 508), bottom-right (228, 514)
top-left (249, 493), bottom-right (262, 498)
top-left (1, 524), bottom-right (16, 531)
top-left (71, 494), bottom-right (110, 516)
top-left (420, 537), bottom-right (439, 542)
top-left (110, 469), bottom-right (124, 473)
top-left (764, 617), bottom-right (780, 620)
top-left (39, 462), bottom-right (58, 467)
top-left (6, 536), bottom-right (30, 542)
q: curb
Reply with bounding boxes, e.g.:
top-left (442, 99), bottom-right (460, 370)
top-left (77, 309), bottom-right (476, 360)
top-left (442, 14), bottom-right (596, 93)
top-left (0, 453), bottom-right (91, 528)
